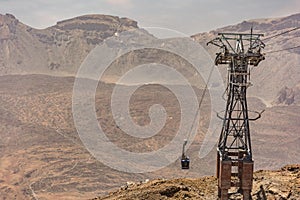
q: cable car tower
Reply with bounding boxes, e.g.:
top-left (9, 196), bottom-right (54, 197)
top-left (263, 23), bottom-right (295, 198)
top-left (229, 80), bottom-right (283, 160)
top-left (208, 31), bottom-right (265, 200)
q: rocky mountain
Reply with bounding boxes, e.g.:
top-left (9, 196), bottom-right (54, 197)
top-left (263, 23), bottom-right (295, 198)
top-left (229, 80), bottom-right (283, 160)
top-left (1, 12), bottom-right (299, 105)
top-left (0, 13), bottom-right (138, 75)
top-left (0, 13), bottom-right (299, 200)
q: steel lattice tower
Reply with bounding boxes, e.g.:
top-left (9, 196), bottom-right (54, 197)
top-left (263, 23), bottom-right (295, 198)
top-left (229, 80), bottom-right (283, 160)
top-left (208, 32), bottom-right (265, 200)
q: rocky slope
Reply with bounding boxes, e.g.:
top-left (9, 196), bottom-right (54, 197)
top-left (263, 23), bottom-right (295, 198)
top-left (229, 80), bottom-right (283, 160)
top-left (0, 74), bottom-right (299, 199)
top-left (95, 164), bottom-right (300, 200)
top-left (0, 13), bottom-right (138, 75)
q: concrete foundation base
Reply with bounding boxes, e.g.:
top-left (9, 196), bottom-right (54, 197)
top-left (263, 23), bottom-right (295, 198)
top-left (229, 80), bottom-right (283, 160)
top-left (217, 152), bottom-right (254, 200)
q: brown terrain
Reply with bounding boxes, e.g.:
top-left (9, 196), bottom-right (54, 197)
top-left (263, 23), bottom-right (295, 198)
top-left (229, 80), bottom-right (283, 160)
top-left (95, 164), bottom-right (300, 200)
top-left (0, 12), bottom-right (299, 199)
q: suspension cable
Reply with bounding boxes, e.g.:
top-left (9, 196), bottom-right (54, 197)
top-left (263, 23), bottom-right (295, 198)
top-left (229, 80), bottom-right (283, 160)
top-left (265, 34), bottom-right (300, 46)
top-left (263, 27), bottom-right (300, 41)
top-left (186, 64), bottom-right (215, 142)
top-left (264, 44), bottom-right (300, 54)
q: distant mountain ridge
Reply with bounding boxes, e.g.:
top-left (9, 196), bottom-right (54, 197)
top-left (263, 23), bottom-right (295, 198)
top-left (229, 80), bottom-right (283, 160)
top-left (0, 12), bottom-right (299, 104)
top-left (0, 13), bottom-right (138, 75)
top-left (216, 13), bottom-right (300, 33)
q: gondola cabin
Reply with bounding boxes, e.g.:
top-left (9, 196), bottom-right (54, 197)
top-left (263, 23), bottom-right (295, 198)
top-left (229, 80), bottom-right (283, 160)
top-left (181, 139), bottom-right (189, 169)
top-left (181, 156), bottom-right (190, 169)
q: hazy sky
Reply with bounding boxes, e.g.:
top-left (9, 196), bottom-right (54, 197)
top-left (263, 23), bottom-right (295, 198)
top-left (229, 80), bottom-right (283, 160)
top-left (0, 0), bottom-right (299, 35)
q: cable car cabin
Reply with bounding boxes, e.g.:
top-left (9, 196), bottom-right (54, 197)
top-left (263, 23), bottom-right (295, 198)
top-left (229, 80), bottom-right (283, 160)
top-left (181, 139), bottom-right (189, 169)
top-left (181, 156), bottom-right (190, 170)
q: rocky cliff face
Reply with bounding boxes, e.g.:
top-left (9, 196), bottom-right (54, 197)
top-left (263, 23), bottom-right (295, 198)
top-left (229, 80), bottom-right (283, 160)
top-left (272, 83), bottom-right (300, 105)
top-left (0, 13), bottom-right (138, 75)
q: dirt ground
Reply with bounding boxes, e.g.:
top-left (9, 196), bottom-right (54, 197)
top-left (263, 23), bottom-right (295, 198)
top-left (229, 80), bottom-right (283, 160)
top-left (95, 164), bottom-right (300, 200)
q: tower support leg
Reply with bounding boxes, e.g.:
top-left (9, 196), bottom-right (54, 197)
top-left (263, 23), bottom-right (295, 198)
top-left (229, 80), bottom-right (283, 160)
top-left (216, 153), bottom-right (220, 178)
top-left (241, 160), bottom-right (254, 200)
top-left (218, 159), bottom-right (231, 200)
